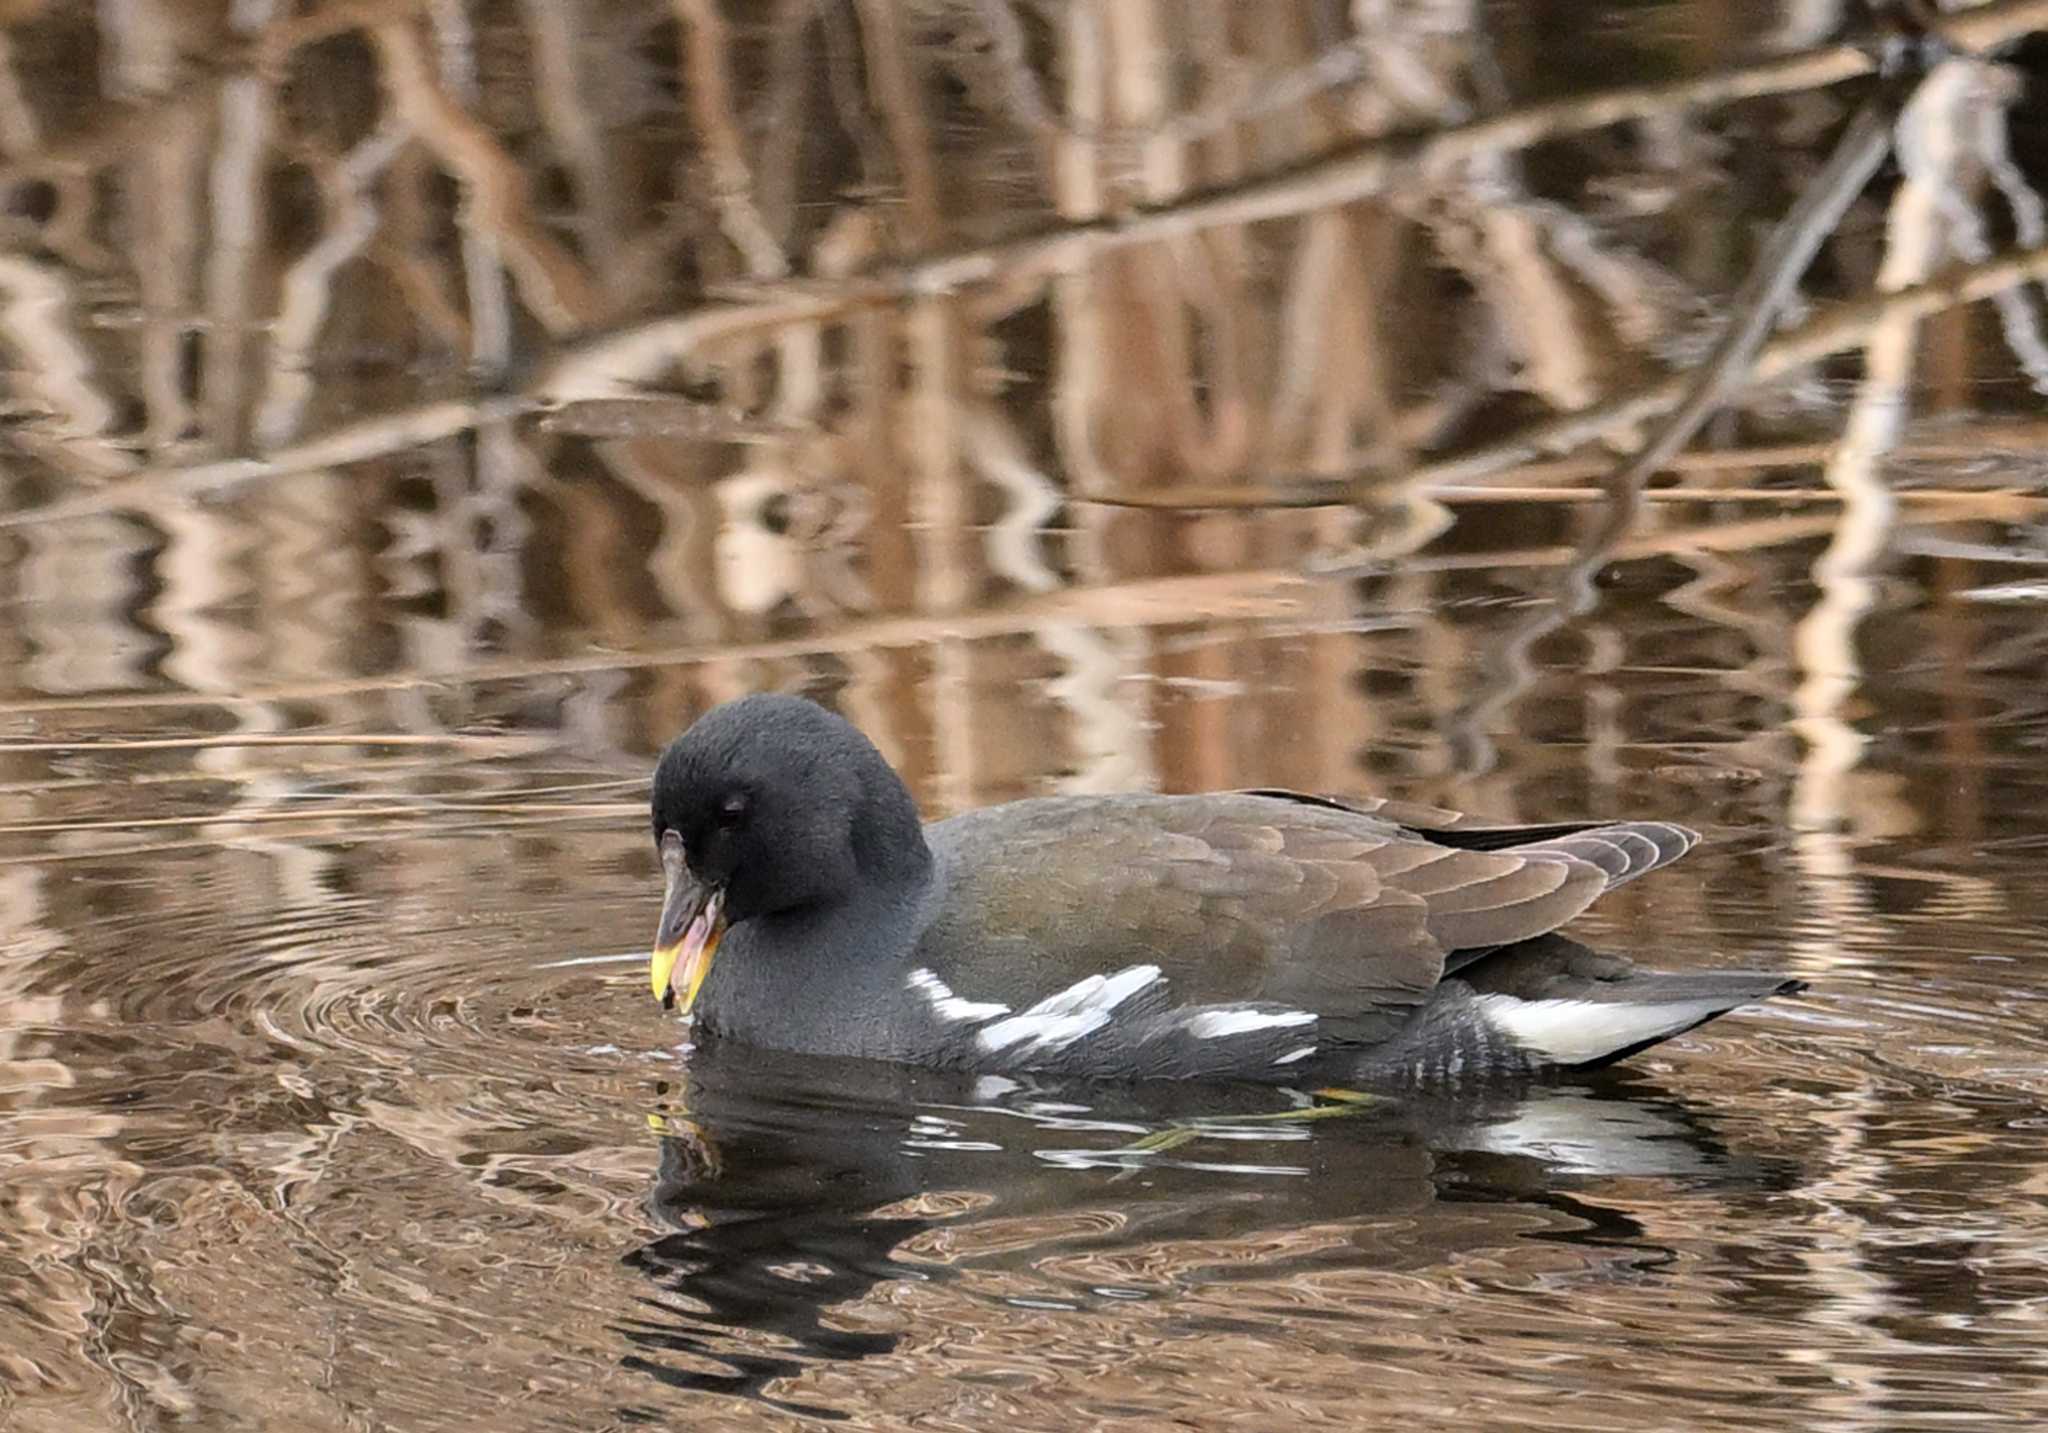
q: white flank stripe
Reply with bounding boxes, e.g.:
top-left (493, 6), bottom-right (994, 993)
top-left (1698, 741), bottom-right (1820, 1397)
top-left (1273, 1044), bottom-right (1318, 1066)
top-left (1473, 993), bottom-right (1731, 1066)
top-left (907, 968), bottom-right (1010, 1024)
top-left (1184, 1007), bottom-right (1317, 1039)
top-left (976, 964), bottom-right (1163, 1053)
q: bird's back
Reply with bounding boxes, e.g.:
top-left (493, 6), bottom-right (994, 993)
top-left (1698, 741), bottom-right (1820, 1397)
top-left (894, 789), bottom-right (1709, 1078)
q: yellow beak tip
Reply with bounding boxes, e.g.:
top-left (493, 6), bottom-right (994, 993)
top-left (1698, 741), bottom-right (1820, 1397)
top-left (650, 943), bottom-right (681, 1004)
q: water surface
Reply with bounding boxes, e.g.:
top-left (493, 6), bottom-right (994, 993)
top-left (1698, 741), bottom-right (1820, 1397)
top-left (5, 2), bottom-right (2048, 1429)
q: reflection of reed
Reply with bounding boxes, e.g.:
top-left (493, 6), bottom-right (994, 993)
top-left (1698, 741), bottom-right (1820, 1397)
top-left (1788, 63), bottom-right (1945, 837)
top-left (0, 865), bottom-right (147, 1422)
top-left (0, 11), bottom-right (2041, 867)
top-left (1775, 111), bottom-right (1948, 1415)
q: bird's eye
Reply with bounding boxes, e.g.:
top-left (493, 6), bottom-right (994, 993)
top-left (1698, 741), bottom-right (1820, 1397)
top-left (716, 793), bottom-right (748, 828)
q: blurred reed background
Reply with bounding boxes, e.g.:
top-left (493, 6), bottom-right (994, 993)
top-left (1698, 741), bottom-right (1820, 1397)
top-left (0, 0), bottom-right (2043, 816)
top-left (0, 0), bottom-right (2043, 975)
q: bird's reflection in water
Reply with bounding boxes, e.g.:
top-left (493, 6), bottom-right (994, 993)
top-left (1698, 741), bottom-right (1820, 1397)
top-left (617, 1038), bottom-right (1792, 1417)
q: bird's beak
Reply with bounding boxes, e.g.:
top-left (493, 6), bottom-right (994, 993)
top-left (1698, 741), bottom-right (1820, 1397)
top-left (651, 832), bottom-right (727, 1014)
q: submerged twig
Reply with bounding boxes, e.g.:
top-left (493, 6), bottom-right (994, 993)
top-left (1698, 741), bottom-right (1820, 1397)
top-left (1102, 1089), bottom-right (1383, 1167)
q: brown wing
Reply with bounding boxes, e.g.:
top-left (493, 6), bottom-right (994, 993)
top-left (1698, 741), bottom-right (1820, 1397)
top-left (921, 792), bottom-right (1686, 1045)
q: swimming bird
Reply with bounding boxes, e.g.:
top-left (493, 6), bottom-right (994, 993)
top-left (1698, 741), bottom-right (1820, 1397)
top-left (648, 694), bottom-right (1801, 1083)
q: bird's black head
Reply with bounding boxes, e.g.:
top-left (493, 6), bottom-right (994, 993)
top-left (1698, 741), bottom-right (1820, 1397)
top-left (648, 694), bottom-right (931, 1011)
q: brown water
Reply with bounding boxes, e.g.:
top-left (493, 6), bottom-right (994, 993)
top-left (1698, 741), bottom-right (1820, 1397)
top-left (6, 3), bottom-right (2048, 1429)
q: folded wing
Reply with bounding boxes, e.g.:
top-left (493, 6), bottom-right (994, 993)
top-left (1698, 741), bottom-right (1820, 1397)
top-left (922, 792), bottom-right (1699, 1057)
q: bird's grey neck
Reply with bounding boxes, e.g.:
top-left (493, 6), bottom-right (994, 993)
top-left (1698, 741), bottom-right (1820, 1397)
top-left (697, 870), bottom-right (935, 1057)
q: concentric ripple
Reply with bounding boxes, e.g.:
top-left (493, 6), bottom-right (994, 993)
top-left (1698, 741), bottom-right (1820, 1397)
top-left (9, 612), bottom-right (2048, 1429)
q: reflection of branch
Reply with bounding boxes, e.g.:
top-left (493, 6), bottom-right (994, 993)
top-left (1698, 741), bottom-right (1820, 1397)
top-left (1932, 62), bottom-right (2048, 391)
top-left (1090, 233), bottom-right (2048, 512)
top-left (0, 254), bottom-right (131, 477)
top-left (963, 404), bottom-right (1060, 593)
top-left (1443, 75), bottom-right (1912, 771)
top-left (0, 397), bottom-right (527, 531)
top-left (0, 31), bottom-right (41, 157)
top-left (426, 0), bottom-right (513, 371)
top-left (676, 0), bottom-right (831, 426)
top-left (695, 28), bottom-right (1891, 305)
top-left (128, 101), bottom-right (207, 456)
top-left (1579, 92), bottom-right (1902, 524)
top-left (676, 0), bottom-right (790, 277)
top-left (532, 292), bottom-right (850, 403)
top-left (24, 235), bottom-right (2048, 533)
top-left (855, 0), bottom-right (944, 242)
top-left (1428, 156), bottom-right (1603, 413)
top-left (367, 236), bottom-right (473, 353)
top-left (13, 0), bottom-right (2048, 534)
top-left (1082, 469), bottom-right (2046, 511)
top-left (519, 0), bottom-right (626, 283)
top-left (1390, 511), bottom-right (1849, 575)
top-left (256, 121), bottom-right (410, 447)
top-left (370, 18), bottom-right (599, 334)
top-left (0, 733), bottom-right (549, 754)
top-left (524, 7), bottom-right (2048, 407)
top-left (0, 75), bottom-right (216, 191)
top-left (1432, 485), bottom-right (2042, 511)
top-left (1045, 0), bottom-right (1112, 551)
top-left (0, 34), bottom-right (106, 273)
top-left (537, 398), bottom-right (811, 442)
top-left (970, 0), bottom-right (1367, 147)
top-left (820, 0), bottom-right (892, 193)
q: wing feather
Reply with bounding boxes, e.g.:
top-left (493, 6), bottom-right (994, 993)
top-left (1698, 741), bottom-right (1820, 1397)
top-left (920, 792), bottom-right (1695, 1053)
